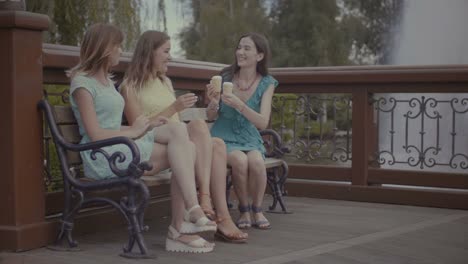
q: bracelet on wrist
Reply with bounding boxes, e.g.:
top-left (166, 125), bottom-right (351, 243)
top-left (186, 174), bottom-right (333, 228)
top-left (208, 101), bottom-right (219, 111)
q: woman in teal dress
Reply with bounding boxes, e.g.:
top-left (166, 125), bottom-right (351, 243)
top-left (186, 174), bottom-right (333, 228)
top-left (69, 23), bottom-right (215, 253)
top-left (207, 33), bottom-right (278, 230)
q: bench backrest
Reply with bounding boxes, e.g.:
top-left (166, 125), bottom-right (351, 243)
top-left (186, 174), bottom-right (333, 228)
top-left (52, 105), bottom-right (83, 166)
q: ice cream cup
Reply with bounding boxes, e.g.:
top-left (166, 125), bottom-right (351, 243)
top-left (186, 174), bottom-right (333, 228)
top-left (211, 75), bottom-right (222, 93)
top-left (223, 82), bottom-right (233, 94)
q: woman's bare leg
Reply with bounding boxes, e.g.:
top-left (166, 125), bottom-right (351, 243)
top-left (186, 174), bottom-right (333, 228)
top-left (187, 120), bottom-right (214, 216)
top-left (227, 150), bottom-right (250, 227)
top-left (211, 139), bottom-right (247, 239)
top-left (143, 142), bottom-right (169, 175)
top-left (170, 176), bottom-right (208, 244)
top-left (247, 150), bottom-right (269, 228)
top-left (151, 122), bottom-right (214, 224)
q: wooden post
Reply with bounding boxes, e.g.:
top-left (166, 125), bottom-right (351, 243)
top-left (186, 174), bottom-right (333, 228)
top-left (0, 5), bottom-right (51, 251)
top-left (351, 88), bottom-right (370, 185)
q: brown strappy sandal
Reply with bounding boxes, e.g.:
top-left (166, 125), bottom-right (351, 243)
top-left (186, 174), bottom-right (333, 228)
top-left (214, 217), bottom-right (248, 244)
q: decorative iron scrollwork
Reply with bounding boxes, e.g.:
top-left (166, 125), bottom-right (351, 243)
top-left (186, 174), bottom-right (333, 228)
top-left (374, 94), bottom-right (468, 172)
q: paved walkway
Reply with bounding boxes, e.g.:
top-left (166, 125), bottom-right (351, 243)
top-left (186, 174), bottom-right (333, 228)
top-left (1, 196), bottom-right (467, 264)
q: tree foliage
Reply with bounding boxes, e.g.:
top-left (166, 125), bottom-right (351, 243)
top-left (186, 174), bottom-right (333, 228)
top-left (25, 0), bottom-right (403, 64)
top-left (269, 0), bottom-right (349, 67)
top-left (26, 0), bottom-right (142, 50)
top-left (178, 0), bottom-right (404, 66)
top-left (340, 0), bottom-right (404, 64)
top-left (178, 0), bottom-right (271, 64)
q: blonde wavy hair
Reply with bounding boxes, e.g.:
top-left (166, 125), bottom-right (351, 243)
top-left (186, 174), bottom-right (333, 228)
top-left (121, 30), bottom-right (170, 95)
top-left (68, 23), bottom-right (123, 78)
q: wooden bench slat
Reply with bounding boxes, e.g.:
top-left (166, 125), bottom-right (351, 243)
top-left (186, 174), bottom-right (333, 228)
top-left (141, 171), bottom-right (172, 187)
top-left (180, 108), bottom-right (207, 122)
top-left (60, 124), bottom-right (81, 144)
top-left (265, 158), bottom-right (283, 169)
top-left (66, 150), bottom-right (82, 165)
top-left (53, 105), bottom-right (76, 125)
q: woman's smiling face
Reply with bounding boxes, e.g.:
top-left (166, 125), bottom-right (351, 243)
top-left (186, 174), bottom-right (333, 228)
top-left (154, 40), bottom-right (172, 74)
top-left (236, 37), bottom-right (264, 68)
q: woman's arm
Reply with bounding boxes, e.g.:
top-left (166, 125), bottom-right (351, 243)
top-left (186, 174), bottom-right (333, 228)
top-left (74, 88), bottom-right (149, 141)
top-left (206, 81), bottom-right (220, 121)
top-left (122, 78), bottom-right (196, 125)
top-left (221, 84), bottom-right (275, 130)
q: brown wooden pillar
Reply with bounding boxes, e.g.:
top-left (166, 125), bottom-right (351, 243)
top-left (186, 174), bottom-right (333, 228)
top-left (0, 2), bottom-right (51, 251)
top-left (351, 87), bottom-right (371, 185)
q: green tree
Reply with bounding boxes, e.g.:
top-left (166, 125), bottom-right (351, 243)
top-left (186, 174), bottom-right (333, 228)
top-left (26, 0), bottom-right (143, 50)
top-left (269, 0), bottom-right (350, 67)
top-left (341, 0), bottom-right (404, 64)
top-left (178, 0), bottom-right (271, 64)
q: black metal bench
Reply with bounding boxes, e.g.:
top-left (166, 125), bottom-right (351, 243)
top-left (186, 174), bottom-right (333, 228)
top-left (38, 99), bottom-right (155, 259)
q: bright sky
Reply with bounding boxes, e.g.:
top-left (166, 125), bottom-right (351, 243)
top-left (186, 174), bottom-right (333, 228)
top-left (140, 0), bottom-right (191, 58)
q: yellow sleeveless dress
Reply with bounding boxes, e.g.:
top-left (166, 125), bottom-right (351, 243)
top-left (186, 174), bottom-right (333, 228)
top-left (137, 77), bottom-right (180, 122)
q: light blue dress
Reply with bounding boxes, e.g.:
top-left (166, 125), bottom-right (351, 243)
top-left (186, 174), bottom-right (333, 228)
top-left (70, 74), bottom-right (155, 180)
top-left (210, 74), bottom-right (278, 158)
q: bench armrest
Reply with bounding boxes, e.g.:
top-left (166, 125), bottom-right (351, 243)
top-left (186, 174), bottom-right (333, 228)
top-left (260, 129), bottom-right (290, 158)
top-left (38, 99), bottom-right (153, 178)
top-left (74, 137), bottom-right (152, 178)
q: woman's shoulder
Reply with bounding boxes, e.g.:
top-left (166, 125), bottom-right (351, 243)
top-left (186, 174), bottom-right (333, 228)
top-left (71, 72), bottom-right (91, 83)
top-left (256, 75), bottom-right (278, 97)
top-left (70, 73), bottom-right (97, 96)
top-left (262, 74), bottom-right (279, 88)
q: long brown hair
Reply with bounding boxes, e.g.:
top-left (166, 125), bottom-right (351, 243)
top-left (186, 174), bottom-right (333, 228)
top-left (68, 23), bottom-right (123, 78)
top-left (122, 30), bottom-right (170, 94)
top-left (221, 32), bottom-right (271, 80)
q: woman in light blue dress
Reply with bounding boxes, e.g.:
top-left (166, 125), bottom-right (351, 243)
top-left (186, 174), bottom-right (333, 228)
top-left (69, 23), bottom-right (215, 253)
top-left (207, 33), bottom-right (278, 230)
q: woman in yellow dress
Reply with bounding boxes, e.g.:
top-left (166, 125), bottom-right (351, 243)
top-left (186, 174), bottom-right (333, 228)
top-left (120, 30), bottom-right (247, 243)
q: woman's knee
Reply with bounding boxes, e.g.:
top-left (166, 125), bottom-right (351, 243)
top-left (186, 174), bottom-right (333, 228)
top-left (228, 152), bottom-right (248, 171)
top-left (167, 122), bottom-right (189, 139)
top-left (248, 155), bottom-right (266, 176)
top-left (212, 137), bottom-right (227, 155)
top-left (187, 119), bottom-right (209, 134)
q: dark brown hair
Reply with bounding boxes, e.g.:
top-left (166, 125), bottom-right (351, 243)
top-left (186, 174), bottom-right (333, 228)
top-left (221, 32), bottom-right (271, 80)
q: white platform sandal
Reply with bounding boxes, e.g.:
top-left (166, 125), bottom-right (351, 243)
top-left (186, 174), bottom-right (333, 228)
top-left (180, 205), bottom-right (217, 234)
top-left (165, 225), bottom-right (214, 253)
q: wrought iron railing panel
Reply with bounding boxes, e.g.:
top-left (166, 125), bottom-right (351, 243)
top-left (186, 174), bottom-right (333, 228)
top-left (271, 93), bottom-right (352, 165)
top-left (373, 93), bottom-right (468, 172)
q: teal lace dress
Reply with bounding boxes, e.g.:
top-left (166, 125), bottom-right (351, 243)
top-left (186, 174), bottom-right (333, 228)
top-left (210, 74), bottom-right (278, 158)
top-left (70, 74), bottom-right (155, 180)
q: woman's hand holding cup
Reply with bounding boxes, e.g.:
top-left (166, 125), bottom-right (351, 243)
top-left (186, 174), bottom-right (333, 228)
top-left (207, 75), bottom-right (222, 102)
top-left (174, 93), bottom-right (198, 112)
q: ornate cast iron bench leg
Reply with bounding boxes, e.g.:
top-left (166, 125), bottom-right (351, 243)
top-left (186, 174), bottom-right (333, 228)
top-left (47, 182), bottom-right (81, 251)
top-left (267, 161), bottom-right (292, 214)
top-left (120, 179), bottom-right (154, 259)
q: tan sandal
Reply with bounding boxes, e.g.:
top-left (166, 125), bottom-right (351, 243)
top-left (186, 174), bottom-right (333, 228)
top-left (199, 192), bottom-right (216, 220)
top-left (214, 217), bottom-right (248, 244)
top-left (165, 225), bottom-right (214, 253)
top-left (180, 205), bottom-right (217, 234)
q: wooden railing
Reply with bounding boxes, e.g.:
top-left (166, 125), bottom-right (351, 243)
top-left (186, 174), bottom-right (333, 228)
top-left (270, 65), bottom-right (468, 209)
top-left (42, 44), bottom-right (468, 213)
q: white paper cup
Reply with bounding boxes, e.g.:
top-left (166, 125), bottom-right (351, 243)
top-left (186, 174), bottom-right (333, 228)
top-left (211, 75), bottom-right (222, 93)
top-left (223, 82), bottom-right (233, 94)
